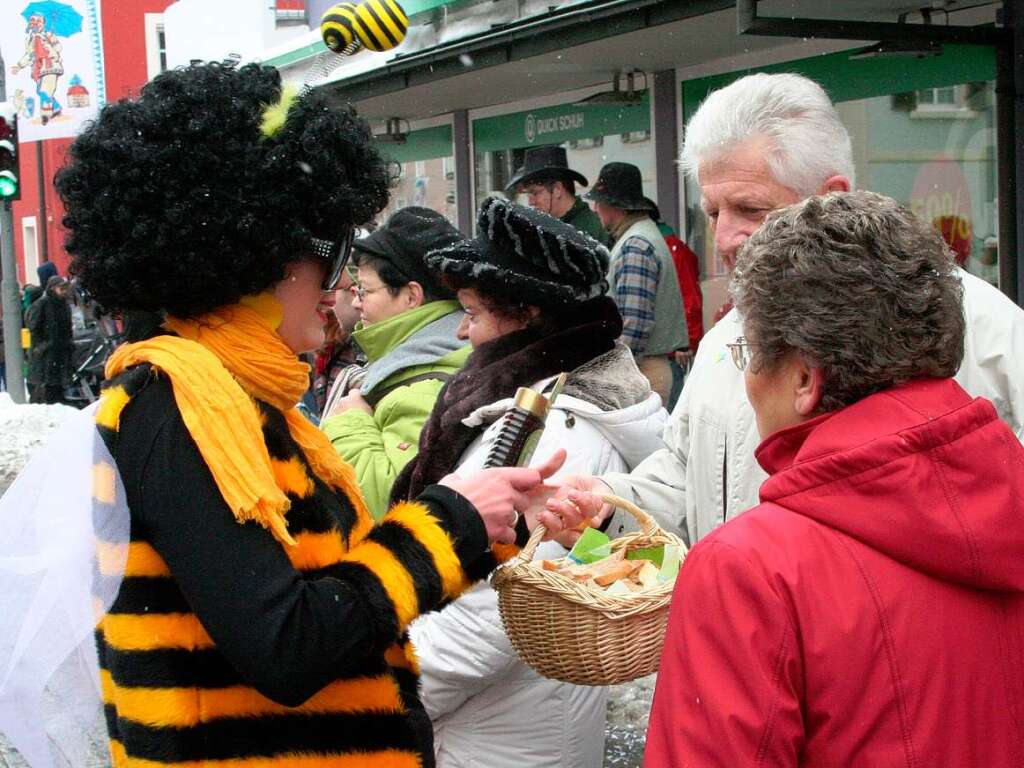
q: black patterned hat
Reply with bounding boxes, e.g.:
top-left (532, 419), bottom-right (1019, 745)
top-left (425, 196), bottom-right (610, 307)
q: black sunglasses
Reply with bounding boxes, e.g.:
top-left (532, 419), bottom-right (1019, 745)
top-left (311, 228), bottom-right (356, 291)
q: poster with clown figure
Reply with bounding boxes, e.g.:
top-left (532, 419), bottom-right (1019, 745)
top-left (1, 0), bottom-right (105, 142)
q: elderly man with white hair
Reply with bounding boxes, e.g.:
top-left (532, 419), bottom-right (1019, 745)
top-left (548, 71), bottom-right (1024, 546)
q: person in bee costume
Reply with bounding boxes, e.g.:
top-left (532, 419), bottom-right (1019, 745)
top-left (0, 62), bottom-right (584, 768)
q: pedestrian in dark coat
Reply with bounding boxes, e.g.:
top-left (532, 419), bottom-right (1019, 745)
top-left (21, 284), bottom-right (44, 400)
top-left (505, 146), bottom-right (610, 246)
top-left (28, 275), bottom-right (73, 404)
top-left (36, 260), bottom-right (57, 289)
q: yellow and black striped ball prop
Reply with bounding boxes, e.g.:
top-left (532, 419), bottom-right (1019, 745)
top-left (321, 0), bottom-right (409, 53)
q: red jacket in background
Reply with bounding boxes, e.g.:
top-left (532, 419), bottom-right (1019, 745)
top-left (645, 378), bottom-right (1024, 767)
top-left (663, 234), bottom-right (703, 351)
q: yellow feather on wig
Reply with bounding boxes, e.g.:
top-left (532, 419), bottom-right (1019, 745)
top-left (259, 84), bottom-right (300, 139)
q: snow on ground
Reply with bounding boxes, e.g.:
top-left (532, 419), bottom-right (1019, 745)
top-left (604, 674), bottom-right (656, 767)
top-left (0, 394), bottom-right (77, 496)
top-left (0, 396), bottom-right (655, 767)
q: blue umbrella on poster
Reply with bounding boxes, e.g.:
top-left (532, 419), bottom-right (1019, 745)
top-left (14, 1), bottom-right (85, 125)
top-left (20, 1), bottom-right (83, 38)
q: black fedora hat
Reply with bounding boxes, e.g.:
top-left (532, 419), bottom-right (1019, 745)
top-left (505, 145), bottom-right (589, 195)
top-left (583, 162), bottom-right (656, 212)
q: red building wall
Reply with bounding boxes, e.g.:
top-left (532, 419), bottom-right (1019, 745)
top-left (11, 0), bottom-right (174, 285)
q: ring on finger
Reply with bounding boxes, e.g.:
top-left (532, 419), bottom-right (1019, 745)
top-left (509, 510), bottom-right (520, 527)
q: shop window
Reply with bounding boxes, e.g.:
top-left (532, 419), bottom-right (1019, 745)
top-left (275, 0), bottom-right (307, 25)
top-left (474, 148), bottom-right (520, 201)
top-left (918, 85), bottom-right (957, 107)
top-left (382, 156), bottom-right (456, 223)
top-left (686, 79), bottom-right (999, 293)
top-left (845, 85), bottom-right (997, 289)
top-left (21, 217), bottom-right (39, 282)
top-left (621, 129), bottom-right (651, 144)
top-left (144, 14), bottom-right (168, 81)
top-left (475, 133), bottom-right (656, 217)
top-left (567, 136), bottom-right (604, 150)
top-left (911, 84), bottom-right (977, 118)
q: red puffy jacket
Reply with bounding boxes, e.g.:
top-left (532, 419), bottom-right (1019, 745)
top-left (663, 234), bottom-right (703, 351)
top-left (645, 378), bottom-right (1024, 767)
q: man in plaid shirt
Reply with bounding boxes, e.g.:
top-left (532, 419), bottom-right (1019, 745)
top-left (610, 234), bottom-right (661, 352)
top-left (586, 163), bottom-right (687, 405)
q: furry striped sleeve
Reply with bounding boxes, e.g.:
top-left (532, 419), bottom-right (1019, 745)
top-left (331, 485), bottom-right (488, 642)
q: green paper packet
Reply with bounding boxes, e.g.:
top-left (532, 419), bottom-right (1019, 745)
top-left (658, 544), bottom-right (682, 583)
top-left (626, 545), bottom-right (665, 567)
top-left (566, 533), bottom-right (682, 586)
top-left (567, 527), bottom-right (612, 564)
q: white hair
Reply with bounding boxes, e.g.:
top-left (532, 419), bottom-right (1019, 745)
top-left (680, 72), bottom-right (855, 194)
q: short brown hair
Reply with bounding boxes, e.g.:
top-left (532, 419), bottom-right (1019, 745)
top-left (731, 191), bottom-right (965, 412)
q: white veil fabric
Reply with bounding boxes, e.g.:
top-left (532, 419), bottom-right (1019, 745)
top-left (0, 403), bottom-right (129, 767)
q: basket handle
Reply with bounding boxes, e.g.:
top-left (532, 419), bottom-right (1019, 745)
top-left (512, 493), bottom-right (663, 566)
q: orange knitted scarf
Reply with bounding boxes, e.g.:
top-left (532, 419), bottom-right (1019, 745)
top-left (103, 296), bottom-right (371, 546)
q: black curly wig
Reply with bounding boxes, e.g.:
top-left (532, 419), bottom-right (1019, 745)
top-left (56, 63), bottom-right (393, 318)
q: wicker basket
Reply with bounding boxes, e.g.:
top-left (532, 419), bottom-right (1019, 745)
top-left (491, 494), bottom-right (686, 686)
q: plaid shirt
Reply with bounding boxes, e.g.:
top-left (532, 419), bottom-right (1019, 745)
top-left (612, 234), bottom-right (661, 354)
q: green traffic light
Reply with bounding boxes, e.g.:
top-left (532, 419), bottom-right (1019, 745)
top-left (0, 172), bottom-right (17, 200)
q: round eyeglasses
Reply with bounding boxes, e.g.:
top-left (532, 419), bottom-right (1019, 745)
top-left (726, 336), bottom-right (754, 371)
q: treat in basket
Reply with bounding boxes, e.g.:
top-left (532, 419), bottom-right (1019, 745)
top-left (492, 494), bottom-right (688, 686)
top-left (538, 527), bottom-right (681, 595)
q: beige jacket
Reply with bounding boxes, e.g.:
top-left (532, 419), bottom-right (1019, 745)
top-left (603, 268), bottom-right (1024, 546)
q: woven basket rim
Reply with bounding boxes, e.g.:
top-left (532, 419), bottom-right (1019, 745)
top-left (492, 523), bottom-right (686, 619)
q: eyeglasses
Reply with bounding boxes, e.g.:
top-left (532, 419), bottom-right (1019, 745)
top-left (311, 227), bottom-right (356, 292)
top-left (726, 336), bottom-right (754, 371)
top-left (353, 283), bottom-right (389, 301)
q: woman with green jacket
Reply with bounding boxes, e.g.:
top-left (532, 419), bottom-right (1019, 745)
top-left (321, 207), bottom-right (471, 519)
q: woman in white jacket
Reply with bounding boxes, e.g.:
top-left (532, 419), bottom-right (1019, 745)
top-left (391, 197), bottom-right (668, 767)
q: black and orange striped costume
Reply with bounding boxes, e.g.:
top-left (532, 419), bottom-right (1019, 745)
top-left (93, 357), bottom-right (492, 767)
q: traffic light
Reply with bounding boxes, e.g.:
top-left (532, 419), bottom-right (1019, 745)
top-left (0, 102), bottom-right (20, 202)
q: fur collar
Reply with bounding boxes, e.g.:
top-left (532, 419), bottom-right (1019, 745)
top-left (390, 296), bottom-right (623, 503)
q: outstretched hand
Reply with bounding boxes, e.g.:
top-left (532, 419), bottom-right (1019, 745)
top-left (516, 453), bottom-right (602, 540)
top-left (439, 451), bottom-right (614, 547)
top-left (543, 476), bottom-right (614, 548)
top-left (439, 449), bottom-right (569, 546)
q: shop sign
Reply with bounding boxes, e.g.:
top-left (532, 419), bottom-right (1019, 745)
top-left (474, 95), bottom-right (649, 153)
top-left (524, 111), bottom-right (586, 144)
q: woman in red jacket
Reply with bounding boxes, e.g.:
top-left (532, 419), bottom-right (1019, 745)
top-left (644, 191), bottom-right (1024, 767)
